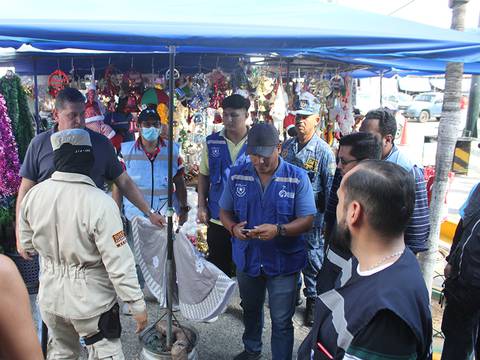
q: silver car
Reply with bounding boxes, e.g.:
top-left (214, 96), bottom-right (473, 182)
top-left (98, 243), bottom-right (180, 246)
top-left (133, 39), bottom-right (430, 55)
top-left (403, 92), bottom-right (443, 123)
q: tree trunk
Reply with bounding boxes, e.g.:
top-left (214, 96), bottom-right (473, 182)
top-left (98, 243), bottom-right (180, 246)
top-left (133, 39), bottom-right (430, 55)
top-left (418, 0), bottom-right (469, 297)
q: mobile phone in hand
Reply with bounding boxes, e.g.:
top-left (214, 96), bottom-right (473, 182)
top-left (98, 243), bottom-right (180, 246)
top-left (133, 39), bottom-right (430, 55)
top-left (241, 228), bottom-right (254, 234)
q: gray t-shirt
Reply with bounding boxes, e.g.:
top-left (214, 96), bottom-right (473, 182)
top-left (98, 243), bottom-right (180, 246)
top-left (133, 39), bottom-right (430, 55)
top-left (20, 127), bottom-right (123, 188)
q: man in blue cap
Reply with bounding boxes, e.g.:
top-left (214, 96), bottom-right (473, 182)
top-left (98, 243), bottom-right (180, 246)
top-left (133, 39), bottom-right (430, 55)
top-left (281, 92), bottom-right (335, 326)
top-left (219, 123), bottom-right (316, 360)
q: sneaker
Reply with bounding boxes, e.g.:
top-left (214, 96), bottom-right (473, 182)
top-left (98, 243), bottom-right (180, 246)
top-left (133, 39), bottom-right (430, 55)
top-left (233, 350), bottom-right (262, 360)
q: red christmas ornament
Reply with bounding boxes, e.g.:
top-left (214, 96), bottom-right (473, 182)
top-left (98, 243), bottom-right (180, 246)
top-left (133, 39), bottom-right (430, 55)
top-left (48, 70), bottom-right (69, 98)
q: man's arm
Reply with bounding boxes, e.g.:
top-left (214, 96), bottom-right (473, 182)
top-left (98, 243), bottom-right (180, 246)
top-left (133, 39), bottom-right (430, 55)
top-left (404, 167), bottom-right (430, 253)
top-left (111, 183), bottom-right (123, 209)
top-left (94, 200), bottom-right (147, 332)
top-left (0, 255), bottom-right (43, 360)
top-left (197, 174), bottom-right (211, 225)
top-left (15, 178), bottom-right (37, 259)
top-left (113, 172), bottom-right (165, 227)
top-left (343, 310), bottom-right (420, 360)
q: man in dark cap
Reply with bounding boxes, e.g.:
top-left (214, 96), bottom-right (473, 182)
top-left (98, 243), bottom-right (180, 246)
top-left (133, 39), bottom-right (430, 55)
top-left (19, 129), bottom-right (147, 359)
top-left (219, 123), bottom-right (316, 360)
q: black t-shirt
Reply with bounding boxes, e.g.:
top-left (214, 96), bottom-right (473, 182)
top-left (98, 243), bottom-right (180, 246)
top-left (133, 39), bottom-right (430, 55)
top-left (344, 309), bottom-right (418, 360)
top-left (20, 127), bottom-right (123, 189)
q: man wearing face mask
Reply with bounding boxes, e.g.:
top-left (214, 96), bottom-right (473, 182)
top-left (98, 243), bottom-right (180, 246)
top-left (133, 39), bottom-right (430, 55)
top-left (19, 129), bottom-right (147, 359)
top-left (281, 93), bottom-right (336, 326)
top-left (219, 123), bottom-right (316, 360)
top-left (121, 108), bottom-right (189, 226)
top-left (198, 94), bottom-right (250, 277)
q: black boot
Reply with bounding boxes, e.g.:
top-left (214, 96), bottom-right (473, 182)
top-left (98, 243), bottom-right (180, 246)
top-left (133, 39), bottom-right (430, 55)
top-left (295, 288), bottom-right (303, 306)
top-left (305, 298), bottom-right (315, 327)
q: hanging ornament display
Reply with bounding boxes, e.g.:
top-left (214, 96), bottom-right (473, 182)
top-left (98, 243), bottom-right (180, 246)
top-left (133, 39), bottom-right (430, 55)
top-left (47, 69), bottom-right (69, 98)
top-left (330, 74), bottom-right (346, 97)
top-left (208, 69), bottom-right (229, 109)
top-left (270, 80), bottom-right (289, 129)
top-left (0, 93), bottom-right (21, 197)
top-left (120, 70), bottom-right (144, 114)
top-left (98, 65), bottom-right (122, 112)
top-left (231, 62), bottom-right (250, 93)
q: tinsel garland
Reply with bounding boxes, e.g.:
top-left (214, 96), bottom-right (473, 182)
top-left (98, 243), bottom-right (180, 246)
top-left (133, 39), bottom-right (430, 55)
top-left (0, 93), bottom-right (21, 198)
top-left (0, 74), bottom-right (35, 162)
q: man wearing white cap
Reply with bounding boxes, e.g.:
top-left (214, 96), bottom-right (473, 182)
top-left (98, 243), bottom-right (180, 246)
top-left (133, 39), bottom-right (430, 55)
top-left (281, 92), bottom-right (336, 326)
top-left (19, 129), bottom-right (147, 359)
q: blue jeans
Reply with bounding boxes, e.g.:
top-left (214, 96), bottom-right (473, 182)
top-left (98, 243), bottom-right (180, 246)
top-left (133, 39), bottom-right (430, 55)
top-left (237, 270), bottom-right (298, 360)
top-left (299, 227), bottom-right (324, 298)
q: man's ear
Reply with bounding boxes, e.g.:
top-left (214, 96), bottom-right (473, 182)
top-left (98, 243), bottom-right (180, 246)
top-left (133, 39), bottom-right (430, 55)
top-left (384, 134), bottom-right (394, 146)
top-left (52, 109), bottom-right (59, 122)
top-left (348, 200), bottom-right (363, 228)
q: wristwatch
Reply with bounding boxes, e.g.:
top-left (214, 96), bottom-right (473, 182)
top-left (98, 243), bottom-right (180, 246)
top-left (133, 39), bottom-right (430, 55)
top-left (277, 224), bottom-right (287, 236)
top-left (180, 205), bottom-right (191, 213)
top-left (145, 208), bottom-right (156, 217)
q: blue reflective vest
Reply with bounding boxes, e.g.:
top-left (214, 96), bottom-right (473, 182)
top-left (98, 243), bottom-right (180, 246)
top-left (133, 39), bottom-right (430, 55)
top-left (207, 131), bottom-right (248, 221)
top-left (298, 249), bottom-right (432, 360)
top-left (121, 140), bottom-right (180, 220)
top-left (228, 160), bottom-right (307, 277)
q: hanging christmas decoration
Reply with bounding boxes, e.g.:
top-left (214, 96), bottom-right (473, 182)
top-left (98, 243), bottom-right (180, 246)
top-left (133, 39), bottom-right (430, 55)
top-left (121, 70), bottom-right (144, 114)
top-left (208, 69), bottom-right (229, 109)
top-left (47, 69), bottom-right (69, 98)
top-left (0, 73), bottom-right (35, 162)
top-left (98, 65), bottom-right (122, 112)
top-left (0, 93), bottom-right (21, 197)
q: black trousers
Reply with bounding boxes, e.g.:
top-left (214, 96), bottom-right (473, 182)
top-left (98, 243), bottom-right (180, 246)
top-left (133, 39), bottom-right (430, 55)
top-left (441, 280), bottom-right (480, 360)
top-left (206, 221), bottom-right (235, 277)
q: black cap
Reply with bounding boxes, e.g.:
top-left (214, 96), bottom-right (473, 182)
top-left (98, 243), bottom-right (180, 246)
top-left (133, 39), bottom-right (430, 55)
top-left (246, 123), bottom-right (279, 157)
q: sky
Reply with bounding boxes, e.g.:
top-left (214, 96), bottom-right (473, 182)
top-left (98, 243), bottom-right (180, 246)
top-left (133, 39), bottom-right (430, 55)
top-left (333, 0), bottom-right (480, 30)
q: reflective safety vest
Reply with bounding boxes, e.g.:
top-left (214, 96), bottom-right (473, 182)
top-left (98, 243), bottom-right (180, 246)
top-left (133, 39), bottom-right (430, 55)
top-left (207, 132), bottom-right (248, 221)
top-left (228, 159), bottom-right (307, 277)
top-left (121, 140), bottom-right (180, 220)
top-left (298, 249), bottom-right (432, 360)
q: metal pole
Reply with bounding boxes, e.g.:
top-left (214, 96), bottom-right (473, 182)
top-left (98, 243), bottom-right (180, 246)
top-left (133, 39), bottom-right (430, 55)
top-left (465, 13), bottom-right (480, 138)
top-left (166, 45), bottom-right (176, 350)
top-left (33, 58), bottom-right (40, 134)
top-left (380, 71), bottom-right (384, 107)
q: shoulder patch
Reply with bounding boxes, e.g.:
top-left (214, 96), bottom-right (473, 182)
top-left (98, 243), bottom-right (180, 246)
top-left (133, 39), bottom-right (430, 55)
top-left (112, 230), bottom-right (127, 248)
top-left (304, 158), bottom-right (319, 172)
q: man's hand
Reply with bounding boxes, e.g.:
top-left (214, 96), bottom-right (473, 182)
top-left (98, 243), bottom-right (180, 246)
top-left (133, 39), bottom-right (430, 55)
top-left (133, 310), bottom-right (148, 334)
top-left (149, 212), bottom-right (166, 228)
top-left (17, 246), bottom-right (33, 260)
top-left (178, 211), bottom-right (188, 226)
top-left (249, 224), bottom-right (278, 241)
top-left (444, 264), bottom-right (453, 278)
top-left (197, 206), bottom-right (210, 225)
top-left (232, 221), bottom-right (249, 240)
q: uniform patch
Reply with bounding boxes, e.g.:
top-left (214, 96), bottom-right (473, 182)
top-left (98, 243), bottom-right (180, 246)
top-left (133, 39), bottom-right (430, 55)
top-left (281, 149), bottom-right (288, 158)
top-left (278, 185), bottom-right (295, 199)
top-left (112, 230), bottom-right (127, 248)
top-left (211, 147), bottom-right (220, 158)
top-left (235, 183), bottom-right (247, 198)
top-left (304, 158), bottom-right (319, 172)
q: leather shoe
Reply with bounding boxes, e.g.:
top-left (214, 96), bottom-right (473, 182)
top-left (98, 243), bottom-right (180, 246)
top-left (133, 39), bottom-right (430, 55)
top-left (233, 350), bottom-right (262, 360)
top-left (305, 298), bottom-right (315, 327)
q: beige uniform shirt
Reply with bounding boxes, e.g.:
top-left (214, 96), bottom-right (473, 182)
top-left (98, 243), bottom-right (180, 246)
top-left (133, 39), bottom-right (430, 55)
top-left (19, 171), bottom-right (145, 320)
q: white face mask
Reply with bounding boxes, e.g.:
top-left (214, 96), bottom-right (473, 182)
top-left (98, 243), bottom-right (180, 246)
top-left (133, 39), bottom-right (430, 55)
top-left (141, 127), bottom-right (160, 142)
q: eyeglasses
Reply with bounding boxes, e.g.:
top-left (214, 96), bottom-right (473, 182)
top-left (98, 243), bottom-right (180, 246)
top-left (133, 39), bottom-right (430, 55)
top-left (337, 157), bottom-right (364, 166)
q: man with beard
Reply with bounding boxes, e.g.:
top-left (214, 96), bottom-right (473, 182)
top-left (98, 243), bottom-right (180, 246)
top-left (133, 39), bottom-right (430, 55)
top-left (219, 123), bottom-right (315, 360)
top-left (19, 129), bottom-right (147, 359)
top-left (282, 93), bottom-right (335, 326)
top-left (198, 94), bottom-right (250, 277)
top-left (320, 132), bottom-right (381, 295)
top-left (298, 160), bottom-right (432, 360)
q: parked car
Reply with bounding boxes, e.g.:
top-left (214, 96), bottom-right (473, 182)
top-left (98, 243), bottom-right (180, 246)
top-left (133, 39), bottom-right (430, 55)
top-left (403, 92), bottom-right (443, 123)
top-left (355, 92), bottom-right (412, 114)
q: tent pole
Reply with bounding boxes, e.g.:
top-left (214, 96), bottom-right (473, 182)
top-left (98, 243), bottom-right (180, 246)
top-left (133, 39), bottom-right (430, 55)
top-left (166, 44), bottom-right (176, 350)
top-left (379, 70), bottom-right (384, 107)
top-left (33, 58), bottom-right (40, 134)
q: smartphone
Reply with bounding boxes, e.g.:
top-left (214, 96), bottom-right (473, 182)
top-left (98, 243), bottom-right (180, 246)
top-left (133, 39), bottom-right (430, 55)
top-left (241, 228), bottom-right (254, 234)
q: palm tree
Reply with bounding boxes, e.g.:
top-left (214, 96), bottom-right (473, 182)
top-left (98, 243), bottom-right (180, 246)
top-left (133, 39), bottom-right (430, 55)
top-left (418, 0), bottom-right (470, 296)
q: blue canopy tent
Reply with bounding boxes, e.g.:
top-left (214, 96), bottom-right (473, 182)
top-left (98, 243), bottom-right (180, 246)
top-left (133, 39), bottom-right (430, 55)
top-left (2, 0), bottom-right (480, 352)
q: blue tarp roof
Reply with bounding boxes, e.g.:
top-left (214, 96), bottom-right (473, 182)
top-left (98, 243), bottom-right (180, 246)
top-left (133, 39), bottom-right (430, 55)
top-left (1, 0), bottom-right (480, 75)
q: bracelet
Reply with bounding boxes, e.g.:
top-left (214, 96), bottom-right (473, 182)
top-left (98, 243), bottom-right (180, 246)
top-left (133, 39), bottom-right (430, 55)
top-left (230, 223), bottom-right (236, 236)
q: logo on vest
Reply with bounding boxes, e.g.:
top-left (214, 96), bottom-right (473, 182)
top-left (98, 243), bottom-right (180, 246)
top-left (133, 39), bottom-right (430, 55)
top-left (235, 183), bottom-right (247, 198)
top-left (211, 147), bottom-right (220, 158)
top-left (278, 186), bottom-right (295, 199)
